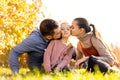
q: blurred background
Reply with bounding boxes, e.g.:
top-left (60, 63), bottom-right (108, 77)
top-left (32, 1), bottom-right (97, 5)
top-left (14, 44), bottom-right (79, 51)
top-left (42, 0), bottom-right (120, 46)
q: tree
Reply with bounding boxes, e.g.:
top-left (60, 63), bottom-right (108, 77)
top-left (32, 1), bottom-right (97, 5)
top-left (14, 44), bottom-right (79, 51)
top-left (0, 0), bottom-right (45, 67)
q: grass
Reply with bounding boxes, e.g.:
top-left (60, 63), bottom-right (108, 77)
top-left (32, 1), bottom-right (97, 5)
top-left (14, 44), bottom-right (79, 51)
top-left (0, 67), bottom-right (120, 80)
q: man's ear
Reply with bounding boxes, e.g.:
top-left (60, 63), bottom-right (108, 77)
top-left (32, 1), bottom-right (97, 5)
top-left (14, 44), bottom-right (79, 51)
top-left (45, 35), bottom-right (53, 40)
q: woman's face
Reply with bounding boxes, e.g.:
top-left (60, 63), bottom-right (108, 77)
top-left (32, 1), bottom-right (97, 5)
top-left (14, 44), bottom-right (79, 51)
top-left (60, 23), bottom-right (71, 38)
top-left (71, 20), bottom-right (81, 37)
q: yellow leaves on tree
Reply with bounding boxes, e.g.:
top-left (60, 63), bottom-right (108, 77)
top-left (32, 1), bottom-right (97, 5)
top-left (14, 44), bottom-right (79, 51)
top-left (0, 0), bottom-right (44, 67)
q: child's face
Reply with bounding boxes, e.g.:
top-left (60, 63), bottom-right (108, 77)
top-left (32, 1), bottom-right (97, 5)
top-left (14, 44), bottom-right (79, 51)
top-left (60, 23), bottom-right (71, 38)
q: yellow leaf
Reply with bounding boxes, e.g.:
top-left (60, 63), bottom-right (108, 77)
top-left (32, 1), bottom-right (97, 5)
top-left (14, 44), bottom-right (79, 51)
top-left (0, 18), bottom-right (3, 25)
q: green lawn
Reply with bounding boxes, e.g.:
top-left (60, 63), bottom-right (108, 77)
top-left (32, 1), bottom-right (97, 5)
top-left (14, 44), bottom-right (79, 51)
top-left (0, 67), bottom-right (120, 80)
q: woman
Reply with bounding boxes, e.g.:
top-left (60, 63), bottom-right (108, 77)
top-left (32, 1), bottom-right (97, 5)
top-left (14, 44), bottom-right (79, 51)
top-left (71, 17), bottom-right (115, 72)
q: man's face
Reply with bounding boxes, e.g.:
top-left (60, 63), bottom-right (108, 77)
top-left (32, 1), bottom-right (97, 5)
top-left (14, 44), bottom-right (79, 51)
top-left (52, 27), bottom-right (61, 39)
top-left (44, 27), bottom-right (61, 40)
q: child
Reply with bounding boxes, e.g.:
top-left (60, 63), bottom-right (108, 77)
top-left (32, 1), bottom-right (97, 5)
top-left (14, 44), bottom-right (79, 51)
top-left (43, 23), bottom-right (74, 74)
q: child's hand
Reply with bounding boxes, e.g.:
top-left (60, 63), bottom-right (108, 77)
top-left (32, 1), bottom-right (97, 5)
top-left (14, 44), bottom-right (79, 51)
top-left (46, 70), bottom-right (52, 74)
top-left (54, 67), bottom-right (60, 73)
top-left (70, 59), bottom-right (76, 66)
top-left (66, 43), bottom-right (73, 55)
top-left (68, 43), bottom-right (73, 48)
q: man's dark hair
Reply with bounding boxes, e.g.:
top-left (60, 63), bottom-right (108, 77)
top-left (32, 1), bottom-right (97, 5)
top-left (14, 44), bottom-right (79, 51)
top-left (40, 19), bottom-right (58, 36)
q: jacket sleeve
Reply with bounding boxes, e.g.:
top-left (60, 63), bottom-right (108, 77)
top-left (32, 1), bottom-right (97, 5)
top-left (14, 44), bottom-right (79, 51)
top-left (91, 37), bottom-right (114, 65)
top-left (43, 41), bottom-right (55, 73)
top-left (9, 31), bottom-right (40, 74)
top-left (56, 47), bottom-right (74, 70)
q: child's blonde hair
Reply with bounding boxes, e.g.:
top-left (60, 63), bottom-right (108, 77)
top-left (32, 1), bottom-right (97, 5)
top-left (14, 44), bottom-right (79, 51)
top-left (60, 22), bottom-right (70, 27)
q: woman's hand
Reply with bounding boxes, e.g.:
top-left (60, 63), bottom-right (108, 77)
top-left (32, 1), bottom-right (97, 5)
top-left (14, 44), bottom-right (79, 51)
top-left (114, 61), bottom-right (120, 68)
top-left (75, 58), bottom-right (84, 68)
top-left (75, 57), bottom-right (89, 68)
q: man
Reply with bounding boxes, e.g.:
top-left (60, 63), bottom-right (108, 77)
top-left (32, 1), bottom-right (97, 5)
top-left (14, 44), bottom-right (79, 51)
top-left (9, 19), bottom-right (61, 74)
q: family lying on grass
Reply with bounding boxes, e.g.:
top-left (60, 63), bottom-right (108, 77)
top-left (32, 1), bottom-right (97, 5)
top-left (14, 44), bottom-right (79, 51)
top-left (9, 17), bottom-right (120, 75)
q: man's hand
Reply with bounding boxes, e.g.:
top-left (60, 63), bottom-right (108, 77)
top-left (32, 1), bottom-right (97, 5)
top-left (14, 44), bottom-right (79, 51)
top-left (13, 71), bottom-right (19, 76)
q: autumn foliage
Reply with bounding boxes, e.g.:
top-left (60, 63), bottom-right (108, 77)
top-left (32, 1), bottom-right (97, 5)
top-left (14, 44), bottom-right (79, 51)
top-left (0, 0), bottom-right (44, 67)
